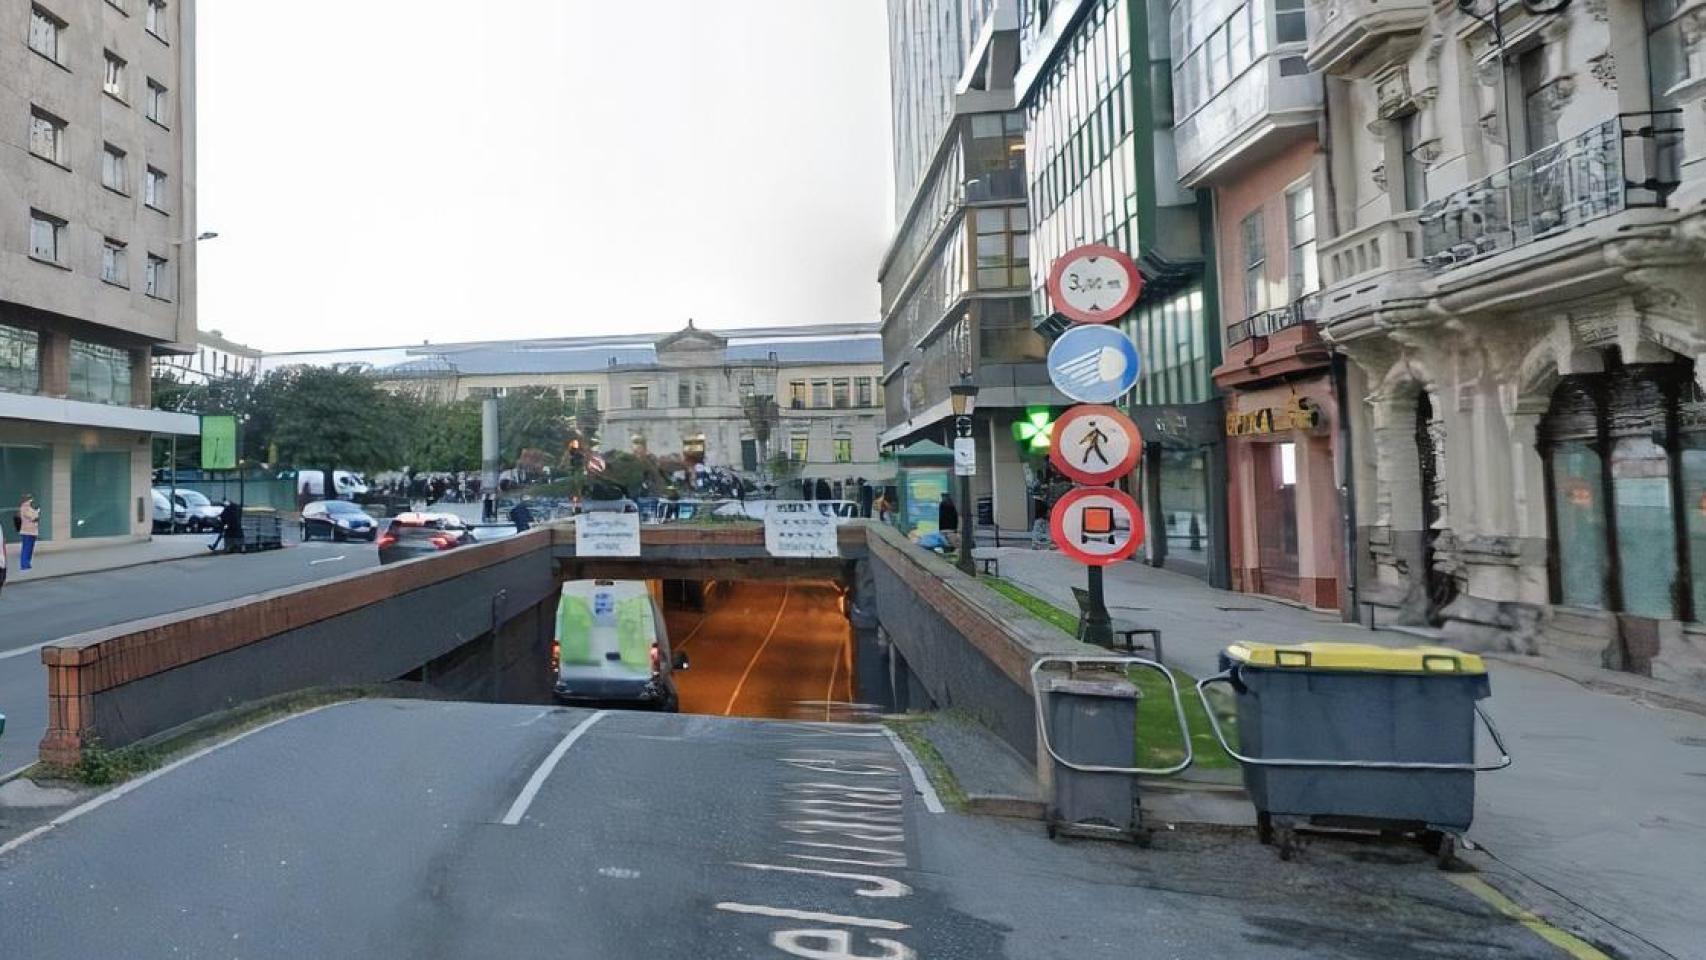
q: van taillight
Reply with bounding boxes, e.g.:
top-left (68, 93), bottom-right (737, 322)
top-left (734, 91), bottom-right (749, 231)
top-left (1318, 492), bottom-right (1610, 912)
top-left (377, 535), bottom-right (396, 549)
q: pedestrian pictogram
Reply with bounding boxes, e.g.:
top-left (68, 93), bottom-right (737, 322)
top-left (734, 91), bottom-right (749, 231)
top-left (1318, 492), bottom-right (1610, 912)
top-left (1050, 487), bottom-right (1144, 566)
top-left (1049, 405), bottom-right (1142, 485)
top-left (1047, 243), bottom-right (1143, 324)
top-left (1047, 324), bottom-right (1142, 404)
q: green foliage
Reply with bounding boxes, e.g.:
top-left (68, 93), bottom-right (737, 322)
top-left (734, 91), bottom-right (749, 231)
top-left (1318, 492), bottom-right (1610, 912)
top-left (71, 739), bottom-right (162, 786)
top-left (260, 367), bottom-right (407, 473)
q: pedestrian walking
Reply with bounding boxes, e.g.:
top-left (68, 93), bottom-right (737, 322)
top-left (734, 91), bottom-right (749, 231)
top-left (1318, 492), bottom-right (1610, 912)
top-left (937, 493), bottom-right (959, 535)
top-left (209, 499), bottom-right (243, 554)
top-left (1, 520), bottom-right (9, 598)
top-left (509, 500), bottom-right (534, 533)
top-left (17, 493), bottom-right (40, 571)
top-left (873, 492), bottom-right (892, 523)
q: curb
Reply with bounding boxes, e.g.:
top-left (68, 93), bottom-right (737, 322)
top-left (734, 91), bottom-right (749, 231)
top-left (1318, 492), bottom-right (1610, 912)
top-left (964, 793), bottom-right (1046, 820)
top-left (1485, 653), bottom-right (1706, 719)
top-left (7, 542), bottom-right (293, 586)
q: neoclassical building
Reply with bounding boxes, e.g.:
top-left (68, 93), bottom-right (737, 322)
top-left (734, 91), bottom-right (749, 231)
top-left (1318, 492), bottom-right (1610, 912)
top-left (1312, 0), bottom-right (1706, 683)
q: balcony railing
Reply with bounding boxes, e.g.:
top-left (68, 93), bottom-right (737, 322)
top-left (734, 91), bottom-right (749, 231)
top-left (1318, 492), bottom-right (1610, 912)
top-left (1227, 293), bottom-right (1322, 346)
top-left (1321, 211), bottom-right (1420, 287)
top-left (1420, 112), bottom-right (1681, 271)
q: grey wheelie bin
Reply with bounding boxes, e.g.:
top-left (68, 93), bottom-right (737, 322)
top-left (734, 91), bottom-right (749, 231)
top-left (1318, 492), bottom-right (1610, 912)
top-left (1196, 642), bottom-right (1510, 865)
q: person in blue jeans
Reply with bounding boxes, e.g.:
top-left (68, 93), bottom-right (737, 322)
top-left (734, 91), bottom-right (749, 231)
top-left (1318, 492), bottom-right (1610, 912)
top-left (18, 493), bottom-right (40, 570)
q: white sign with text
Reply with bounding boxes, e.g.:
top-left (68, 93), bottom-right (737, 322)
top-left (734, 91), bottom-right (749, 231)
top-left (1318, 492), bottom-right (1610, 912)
top-left (764, 501), bottom-right (839, 558)
top-left (954, 437), bottom-right (977, 476)
top-left (576, 511), bottom-right (641, 557)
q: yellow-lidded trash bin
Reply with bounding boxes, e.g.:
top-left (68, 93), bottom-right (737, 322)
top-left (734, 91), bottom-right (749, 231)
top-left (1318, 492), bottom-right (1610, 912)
top-left (1196, 642), bottom-right (1510, 863)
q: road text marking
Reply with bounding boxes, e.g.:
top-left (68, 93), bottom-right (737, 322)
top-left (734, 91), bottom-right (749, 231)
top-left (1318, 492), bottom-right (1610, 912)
top-left (879, 727), bottom-right (944, 814)
top-left (714, 902), bottom-right (908, 931)
top-left (499, 710), bottom-right (608, 826)
top-left (308, 555), bottom-right (347, 566)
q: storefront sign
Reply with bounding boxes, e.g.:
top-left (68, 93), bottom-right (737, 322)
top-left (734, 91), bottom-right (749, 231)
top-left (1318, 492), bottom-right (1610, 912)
top-left (1050, 487), bottom-right (1145, 566)
top-left (1225, 398), bottom-right (1323, 437)
top-left (576, 511), bottom-right (641, 557)
top-left (1046, 243), bottom-right (1143, 324)
top-left (1049, 405), bottom-right (1142, 485)
top-left (764, 501), bottom-right (839, 558)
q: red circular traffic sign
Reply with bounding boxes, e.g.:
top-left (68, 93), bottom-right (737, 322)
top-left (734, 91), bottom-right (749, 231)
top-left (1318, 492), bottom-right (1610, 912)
top-left (1049, 405), bottom-right (1143, 485)
top-left (1047, 243), bottom-right (1143, 324)
top-left (1050, 487), bottom-right (1144, 566)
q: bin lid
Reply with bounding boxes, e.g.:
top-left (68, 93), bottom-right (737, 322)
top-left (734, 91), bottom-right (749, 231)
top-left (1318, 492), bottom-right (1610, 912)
top-left (1224, 642), bottom-right (1485, 675)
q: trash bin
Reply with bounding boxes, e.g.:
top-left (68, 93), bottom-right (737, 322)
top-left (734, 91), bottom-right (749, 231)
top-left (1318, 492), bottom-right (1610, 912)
top-left (1032, 656), bottom-right (1193, 844)
top-left (1196, 642), bottom-right (1510, 864)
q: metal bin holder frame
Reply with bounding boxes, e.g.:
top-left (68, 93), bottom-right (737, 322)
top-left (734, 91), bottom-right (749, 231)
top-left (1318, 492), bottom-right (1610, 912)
top-left (1194, 647), bottom-right (1511, 865)
top-left (1031, 655), bottom-right (1193, 844)
top-left (238, 509), bottom-right (285, 553)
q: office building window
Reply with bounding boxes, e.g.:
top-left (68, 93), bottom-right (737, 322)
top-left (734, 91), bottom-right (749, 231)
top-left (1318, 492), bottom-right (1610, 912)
top-left (101, 238), bottom-right (127, 285)
top-left (1275, 0), bottom-right (1307, 43)
top-left (29, 6), bottom-right (63, 64)
top-left (144, 254), bottom-right (169, 299)
top-left (832, 378), bottom-right (850, 408)
top-left (1241, 210), bottom-right (1267, 316)
top-left (788, 379), bottom-right (807, 409)
top-left (144, 166), bottom-right (167, 211)
top-left (69, 340), bottom-right (132, 406)
top-left (30, 108), bottom-right (66, 166)
top-left (855, 376), bottom-right (874, 407)
top-left (1398, 112), bottom-right (1426, 210)
top-left (1286, 183), bottom-right (1318, 300)
top-left (30, 211), bottom-right (65, 263)
top-left (103, 50), bottom-right (126, 99)
top-left (790, 434), bottom-right (810, 462)
top-left (810, 379), bottom-right (830, 408)
top-left (629, 384), bottom-right (649, 409)
top-left (833, 436), bottom-right (853, 463)
top-left (102, 143), bottom-right (127, 193)
top-left (146, 0), bottom-right (167, 39)
top-left (0, 325), bottom-right (42, 395)
top-left (1518, 45), bottom-right (1555, 154)
top-left (146, 78), bottom-right (168, 125)
top-left (974, 206), bottom-right (1031, 290)
top-left (72, 449), bottom-right (132, 537)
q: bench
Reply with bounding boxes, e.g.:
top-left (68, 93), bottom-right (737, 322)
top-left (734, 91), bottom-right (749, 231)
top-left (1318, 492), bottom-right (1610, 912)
top-left (971, 547), bottom-right (1000, 576)
top-left (1070, 587), bottom-right (1164, 662)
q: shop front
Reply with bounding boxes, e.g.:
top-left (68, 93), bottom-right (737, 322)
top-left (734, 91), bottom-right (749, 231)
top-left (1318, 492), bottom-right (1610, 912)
top-left (1126, 400), bottom-right (1229, 587)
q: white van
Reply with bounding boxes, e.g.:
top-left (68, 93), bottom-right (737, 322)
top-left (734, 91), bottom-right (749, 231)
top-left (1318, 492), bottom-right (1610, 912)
top-left (285, 469), bottom-right (370, 500)
top-left (551, 579), bottom-right (688, 711)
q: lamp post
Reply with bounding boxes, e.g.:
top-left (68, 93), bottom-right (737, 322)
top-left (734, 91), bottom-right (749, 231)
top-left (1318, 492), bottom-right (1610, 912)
top-left (949, 378), bottom-right (980, 576)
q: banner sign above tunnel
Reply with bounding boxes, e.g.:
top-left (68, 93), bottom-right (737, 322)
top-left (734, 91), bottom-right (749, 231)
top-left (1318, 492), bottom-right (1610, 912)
top-left (576, 511), bottom-right (641, 557)
top-left (764, 501), bottom-right (839, 558)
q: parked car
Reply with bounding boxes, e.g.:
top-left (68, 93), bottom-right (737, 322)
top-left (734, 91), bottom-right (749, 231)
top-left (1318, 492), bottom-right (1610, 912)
top-left (150, 490), bottom-right (188, 533)
top-left (642, 499), bottom-right (720, 524)
top-left (281, 469), bottom-right (370, 500)
top-left (300, 500), bottom-right (380, 542)
top-left (376, 513), bottom-right (477, 564)
top-left (160, 488), bottom-right (224, 532)
top-left (550, 579), bottom-right (688, 711)
top-left (713, 499), bottom-right (860, 522)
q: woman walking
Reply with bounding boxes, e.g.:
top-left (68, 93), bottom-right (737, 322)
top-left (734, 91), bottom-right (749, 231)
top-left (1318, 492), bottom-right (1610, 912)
top-left (17, 493), bottom-right (40, 571)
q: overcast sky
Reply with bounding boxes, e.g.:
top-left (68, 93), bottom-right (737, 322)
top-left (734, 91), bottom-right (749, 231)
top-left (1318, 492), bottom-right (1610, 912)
top-left (195, 1), bottom-right (894, 353)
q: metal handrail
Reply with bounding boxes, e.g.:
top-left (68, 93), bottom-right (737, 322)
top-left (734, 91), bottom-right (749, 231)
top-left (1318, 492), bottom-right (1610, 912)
top-left (1193, 672), bottom-right (1513, 772)
top-left (1030, 655), bottom-right (1194, 776)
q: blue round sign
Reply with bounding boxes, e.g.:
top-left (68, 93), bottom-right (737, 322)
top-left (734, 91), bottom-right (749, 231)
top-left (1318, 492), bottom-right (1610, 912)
top-left (1047, 324), bottom-right (1142, 403)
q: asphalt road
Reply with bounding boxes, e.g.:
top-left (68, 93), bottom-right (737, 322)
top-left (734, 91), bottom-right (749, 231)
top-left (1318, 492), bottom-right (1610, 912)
top-left (0, 699), bottom-right (1559, 958)
top-left (667, 580), bottom-right (853, 721)
top-left (0, 539), bottom-right (378, 776)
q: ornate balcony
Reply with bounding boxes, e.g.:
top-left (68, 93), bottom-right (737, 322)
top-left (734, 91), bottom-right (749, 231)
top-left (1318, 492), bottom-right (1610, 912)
top-left (1305, 0), bottom-right (1432, 78)
top-left (1419, 112), bottom-right (1682, 272)
top-left (1227, 293), bottom-right (1322, 347)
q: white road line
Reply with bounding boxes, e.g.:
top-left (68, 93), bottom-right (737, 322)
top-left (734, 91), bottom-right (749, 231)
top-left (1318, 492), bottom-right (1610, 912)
top-left (0, 640), bottom-right (50, 662)
top-left (880, 727), bottom-right (945, 814)
top-left (499, 710), bottom-right (607, 826)
top-left (308, 555), bottom-right (347, 565)
top-left (732, 861), bottom-right (912, 898)
top-left (714, 902), bottom-right (909, 931)
top-left (674, 607), bottom-right (714, 651)
top-left (0, 701), bottom-right (347, 860)
top-left (823, 655), bottom-right (841, 722)
top-left (722, 584), bottom-right (791, 716)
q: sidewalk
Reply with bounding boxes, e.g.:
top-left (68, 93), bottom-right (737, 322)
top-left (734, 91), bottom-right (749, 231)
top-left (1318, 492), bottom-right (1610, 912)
top-left (3, 535), bottom-right (215, 584)
top-left (992, 546), bottom-right (1706, 960)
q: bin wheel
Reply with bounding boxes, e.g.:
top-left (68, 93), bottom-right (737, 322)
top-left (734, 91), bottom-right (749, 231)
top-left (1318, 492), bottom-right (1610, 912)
top-left (1275, 826), bottom-right (1299, 862)
top-left (1428, 832), bottom-right (1457, 869)
top-left (1256, 812), bottom-right (1274, 846)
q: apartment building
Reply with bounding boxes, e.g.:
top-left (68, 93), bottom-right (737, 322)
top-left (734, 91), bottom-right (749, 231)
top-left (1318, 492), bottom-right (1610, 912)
top-left (1312, 0), bottom-right (1706, 676)
top-left (1, 0), bottom-right (199, 546)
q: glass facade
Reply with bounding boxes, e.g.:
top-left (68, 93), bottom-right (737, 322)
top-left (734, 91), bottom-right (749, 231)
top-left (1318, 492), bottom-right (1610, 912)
top-left (886, 0), bottom-right (998, 220)
top-left (0, 445), bottom-right (53, 542)
top-left (71, 448), bottom-right (131, 538)
top-left (1, 324), bottom-right (41, 395)
top-left (69, 340), bottom-right (134, 406)
top-left (1124, 283), bottom-right (1212, 406)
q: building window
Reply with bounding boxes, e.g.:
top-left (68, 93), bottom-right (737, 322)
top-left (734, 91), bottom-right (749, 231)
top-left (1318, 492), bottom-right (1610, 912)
top-left (790, 433), bottom-right (810, 462)
top-left (1398, 111), bottom-right (1426, 210)
top-left (72, 449), bottom-right (132, 537)
top-left (29, 6), bottom-right (63, 64)
top-left (101, 238), bottom-right (127, 285)
top-left (103, 50), bottom-right (126, 99)
top-left (832, 378), bottom-right (850, 409)
top-left (629, 384), bottom-right (649, 409)
top-left (146, 0), bottom-right (167, 39)
top-left (974, 207), bottom-right (1031, 290)
top-left (833, 436), bottom-right (853, 463)
top-left (741, 438), bottom-right (759, 472)
top-left (144, 166), bottom-right (167, 211)
top-left (102, 143), bottom-right (128, 193)
top-left (1518, 45), bottom-right (1555, 155)
top-left (581, 387), bottom-right (598, 410)
top-left (30, 108), bottom-right (67, 166)
top-left (855, 376), bottom-right (874, 407)
top-left (144, 254), bottom-right (169, 299)
top-left (145, 78), bottom-right (168, 125)
top-left (788, 380), bottom-right (807, 409)
top-left (737, 369), bottom-right (756, 396)
top-left (0, 325), bottom-right (42, 395)
top-left (1274, 0), bottom-right (1307, 44)
top-left (29, 210), bottom-right (65, 263)
top-left (810, 379), bottom-right (830, 408)
top-left (1241, 210), bottom-right (1267, 316)
top-left (1286, 183), bottom-right (1318, 301)
top-left (69, 340), bottom-right (133, 405)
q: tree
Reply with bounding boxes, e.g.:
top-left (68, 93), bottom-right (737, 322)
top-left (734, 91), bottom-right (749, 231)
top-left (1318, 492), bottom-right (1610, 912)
top-left (262, 366), bottom-right (405, 474)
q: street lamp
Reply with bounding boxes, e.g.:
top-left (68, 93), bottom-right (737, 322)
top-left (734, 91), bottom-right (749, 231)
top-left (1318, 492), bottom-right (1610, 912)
top-left (949, 378), bottom-right (980, 575)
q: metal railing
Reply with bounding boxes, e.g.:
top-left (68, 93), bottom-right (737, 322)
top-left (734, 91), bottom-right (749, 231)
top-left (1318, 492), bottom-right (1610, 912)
top-left (1420, 111), bottom-right (1681, 270)
top-left (1227, 292), bottom-right (1321, 346)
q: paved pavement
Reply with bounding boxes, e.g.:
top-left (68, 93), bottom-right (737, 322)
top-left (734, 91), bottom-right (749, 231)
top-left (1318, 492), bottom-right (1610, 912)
top-left (995, 546), bottom-right (1706, 960)
top-left (0, 698), bottom-right (1560, 958)
top-left (2, 534), bottom-right (212, 584)
top-left (667, 580), bottom-right (852, 721)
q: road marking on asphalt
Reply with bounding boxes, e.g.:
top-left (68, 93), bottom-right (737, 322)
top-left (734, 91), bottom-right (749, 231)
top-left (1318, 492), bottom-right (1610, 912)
top-left (733, 862), bottom-right (911, 898)
top-left (0, 640), bottom-right (50, 662)
top-left (879, 728), bottom-right (944, 814)
top-left (0, 701), bottom-right (347, 860)
top-left (714, 902), bottom-right (909, 931)
top-left (823, 656), bottom-right (841, 722)
top-left (1447, 876), bottom-right (1610, 960)
top-left (724, 584), bottom-right (791, 716)
top-left (499, 710), bottom-right (607, 826)
top-left (308, 555), bottom-right (347, 565)
top-left (674, 607), bottom-right (714, 651)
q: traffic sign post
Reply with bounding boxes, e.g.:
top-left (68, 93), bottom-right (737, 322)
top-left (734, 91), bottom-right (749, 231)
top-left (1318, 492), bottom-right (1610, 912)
top-left (1047, 325), bottom-right (1142, 403)
top-left (1046, 243), bottom-right (1142, 325)
top-left (1049, 405), bottom-right (1142, 485)
top-left (1049, 487), bottom-right (1144, 567)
